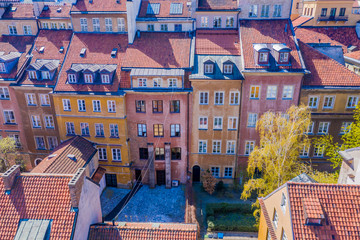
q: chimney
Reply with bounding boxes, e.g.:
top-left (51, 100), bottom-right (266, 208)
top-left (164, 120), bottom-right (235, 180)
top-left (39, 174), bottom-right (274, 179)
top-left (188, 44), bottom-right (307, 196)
top-left (2, 165), bottom-right (20, 194)
top-left (68, 168), bottom-right (86, 209)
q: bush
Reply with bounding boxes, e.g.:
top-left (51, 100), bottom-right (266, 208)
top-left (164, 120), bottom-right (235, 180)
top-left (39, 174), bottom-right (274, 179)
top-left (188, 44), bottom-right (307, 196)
top-left (216, 181), bottom-right (225, 192)
top-left (206, 203), bottom-right (253, 217)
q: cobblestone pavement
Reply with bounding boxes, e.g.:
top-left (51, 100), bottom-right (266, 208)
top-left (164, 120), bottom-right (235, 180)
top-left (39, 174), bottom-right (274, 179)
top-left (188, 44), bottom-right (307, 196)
top-left (100, 187), bottom-right (130, 217)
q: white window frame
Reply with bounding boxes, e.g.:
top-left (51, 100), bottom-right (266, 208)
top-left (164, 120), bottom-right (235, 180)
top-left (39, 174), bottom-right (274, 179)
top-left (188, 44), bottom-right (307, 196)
top-left (80, 122), bottom-right (90, 136)
top-left (137, 123), bottom-right (147, 137)
top-left (23, 25), bottom-right (32, 35)
top-left (110, 124), bottom-right (119, 138)
top-left (47, 136), bottom-right (58, 150)
top-left (213, 16), bottom-right (221, 28)
top-left (84, 74), bottom-right (93, 83)
top-left (250, 85), bottom-right (260, 99)
top-left (117, 18), bottom-right (125, 32)
top-left (26, 93), bottom-right (37, 106)
top-left (42, 22), bottom-right (49, 29)
top-left (225, 16), bottom-right (234, 28)
top-left (101, 74), bottom-right (110, 83)
top-left (105, 18), bottom-right (113, 32)
top-left (0, 63), bottom-right (6, 73)
top-left (198, 140), bottom-right (207, 153)
top-left (44, 115), bottom-right (54, 129)
top-left (160, 24), bottom-right (168, 31)
top-left (80, 18), bottom-right (88, 32)
top-left (42, 71), bottom-right (50, 80)
top-left (4, 110), bottom-right (15, 124)
top-left (40, 94), bottom-right (50, 106)
top-left (214, 91), bottom-right (224, 105)
top-left (95, 123), bottom-right (104, 137)
top-left (62, 99), bottom-right (71, 111)
top-left (66, 122), bottom-right (75, 135)
top-left (92, 18), bottom-right (100, 32)
top-left (247, 113), bottom-right (258, 128)
top-left (340, 122), bottom-right (352, 134)
top-left (346, 96), bottom-right (359, 109)
top-left (170, 124), bottom-right (181, 137)
top-left (211, 166), bottom-right (220, 177)
top-left (107, 100), bottom-right (116, 113)
top-left (259, 52), bottom-right (268, 62)
top-left (300, 145), bottom-right (309, 157)
top-left (153, 78), bottom-right (162, 87)
top-left (313, 144), bottom-right (324, 157)
top-left (213, 117), bottom-right (223, 130)
top-left (280, 193), bottom-right (287, 213)
top-left (323, 95), bottom-right (335, 109)
top-left (8, 25), bottom-right (17, 35)
top-left (229, 91), bottom-right (240, 105)
top-left (0, 87), bottom-right (10, 99)
top-left (138, 78), bottom-right (147, 87)
top-left (31, 115), bottom-right (41, 128)
top-left (273, 210), bottom-right (279, 229)
top-left (28, 70), bottom-right (37, 79)
top-left (212, 140), bottom-right (221, 154)
top-left (199, 92), bottom-right (209, 104)
top-left (274, 4), bottom-right (282, 17)
top-left (279, 52), bottom-right (289, 62)
top-left (201, 16), bottom-right (208, 27)
top-left (98, 148), bottom-right (107, 160)
top-left (266, 85), bottom-right (277, 99)
top-left (112, 148), bottom-right (122, 161)
top-left (92, 100), bottom-right (101, 112)
top-left (168, 78), bottom-right (178, 88)
top-left (282, 85), bottom-right (294, 99)
top-left (249, 5), bottom-right (258, 17)
top-left (199, 116), bottom-right (208, 129)
top-left (35, 136), bottom-right (46, 150)
top-left (318, 122), bottom-right (330, 134)
top-left (308, 96), bottom-right (319, 109)
top-left (245, 141), bottom-right (255, 155)
top-left (77, 99), bottom-right (86, 112)
top-left (226, 141), bottom-right (236, 154)
top-left (306, 121), bottom-right (314, 134)
top-left (228, 117), bottom-right (238, 130)
top-left (204, 63), bottom-right (214, 74)
top-left (68, 74), bottom-right (77, 83)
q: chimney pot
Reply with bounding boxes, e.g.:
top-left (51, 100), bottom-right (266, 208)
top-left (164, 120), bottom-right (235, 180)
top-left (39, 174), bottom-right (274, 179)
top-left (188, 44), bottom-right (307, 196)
top-left (68, 168), bottom-right (86, 208)
top-left (2, 165), bottom-right (20, 193)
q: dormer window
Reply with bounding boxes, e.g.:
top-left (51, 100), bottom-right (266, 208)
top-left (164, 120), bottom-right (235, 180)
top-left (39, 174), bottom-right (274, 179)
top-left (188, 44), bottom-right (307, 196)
top-left (223, 64), bottom-right (233, 74)
top-left (259, 52), bottom-right (268, 63)
top-left (273, 44), bottom-right (291, 64)
top-left (84, 74), bottom-right (93, 83)
top-left (204, 63), bottom-right (214, 74)
top-left (254, 44), bottom-right (270, 65)
top-left (41, 71), bottom-right (50, 80)
top-left (101, 74), bottom-right (110, 83)
top-left (0, 63), bottom-right (5, 72)
top-left (139, 78), bottom-right (147, 87)
top-left (279, 52), bottom-right (289, 63)
top-left (28, 71), bottom-right (37, 79)
top-left (68, 74), bottom-right (77, 83)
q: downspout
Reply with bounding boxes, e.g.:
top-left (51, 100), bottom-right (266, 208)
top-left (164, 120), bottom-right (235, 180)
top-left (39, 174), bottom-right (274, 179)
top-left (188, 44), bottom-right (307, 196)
top-left (186, 91), bottom-right (190, 175)
top-left (70, 209), bottom-right (79, 240)
top-left (234, 80), bottom-right (243, 184)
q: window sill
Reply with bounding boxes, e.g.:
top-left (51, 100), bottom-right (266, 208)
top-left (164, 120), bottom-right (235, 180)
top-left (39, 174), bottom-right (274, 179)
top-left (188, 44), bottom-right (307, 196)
top-left (170, 112), bottom-right (180, 114)
top-left (213, 129), bottom-right (222, 131)
top-left (170, 136), bottom-right (181, 138)
top-left (312, 156), bottom-right (324, 159)
top-left (199, 128), bottom-right (208, 130)
top-left (228, 129), bottom-right (237, 131)
top-left (136, 111), bottom-right (146, 113)
top-left (66, 134), bottom-right (76, 136)
top-left (41, 104), bottom-right (51, 107)
top-left (78, 110), bottom-right (86, 112)
top-left (46, 127), bottom-right (55, 129)
top-left (282, 98), bottom-right (293, 100)
top-left (99, 159), bottom-right (108, 161)
top-left (322, 107), bottom-right (334, 110)
top-left (0, 98), bottom-right (10, 100)
top-left (247, 126), bottom-right (256, 128)
top-left (27, 104), bottom-right (37, 106)
top-left (299, 156), bottom-right (309, 158)
top-left (317, 133), bottom-right (328, 135)
top-left (229, 104), bottom-right (239, 106)
top-left (112, 160), bottom-right (122, 162)
top-left (199, 103), bottom-right (209, 105)
top-left (154, 136), bottom-right (164, 138)
top-left (36, 148), bottom-right (47, 150)
top-left (4, 123), bottom-right (17, 125)
top-left (93, 111), bottom-right (101, 113)
top-left (307, 133), bottom-right (314, 135)
top-left (110, 136), bottom-right (119, 138)
top-left (152, 112), bottom-right (163, 114)
top-left (226, 153), bottom-right (235, 155)
top-left (63, 110), bottom-right (72, 112)
top-left (250, 98), bottom-right (260, 100)
top-left (82, 134), bottom-right (90, 137)
top-left (137, 135), bottom-right (147, 137)
top-left (95, 136), bottom-right (105, 138)
top-left (32, 126), bottom-right (42, 129)
top-left (108, 111), bottom-right (116, 113)
top-left (266, 98), bottom-right (277, 100)
top-left (171, 159), bottom-right (181, 161)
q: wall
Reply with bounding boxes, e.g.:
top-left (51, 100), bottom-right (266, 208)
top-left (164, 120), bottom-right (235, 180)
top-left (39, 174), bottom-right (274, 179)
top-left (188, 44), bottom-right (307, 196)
top-left (136, 21), bottom-right (194, 32)
top-left (238, 0), bottom-right (292, 19)
top-left (71, 13), bottom-right (128, 33)
top-left (38, 19), bottom-right (72, 30)
top-left (291, 0), bottom-right (304, 20)
top-left (195, 12), bottom-right (239, 29)
top-left (127, 0), bottom-right (142, 43)
top-left (0, 19), bottom-right (38, 36)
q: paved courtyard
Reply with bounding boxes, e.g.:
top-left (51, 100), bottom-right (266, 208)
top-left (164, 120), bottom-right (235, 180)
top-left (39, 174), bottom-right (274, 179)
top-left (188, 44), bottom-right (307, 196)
top-left (100, 187), bottom-right (130, 217)
top-left (115, 185), bottom-right (186, 223)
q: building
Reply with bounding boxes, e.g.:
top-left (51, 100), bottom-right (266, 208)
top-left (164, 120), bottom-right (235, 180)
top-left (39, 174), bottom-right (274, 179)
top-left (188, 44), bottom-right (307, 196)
top-left (338, 147), bottom-right (360, 184)
top-left (299, 41), bottom-right (360, 170)
top-left (238, 0), bottom-right (292, 19)
top-left (345, 50), bottom-right (360, 75)
top-left (0, 165), bottom-right (102, 240)
top-left (122, 32), bottom-right (192, 187)
top-left (12, 30), bottom-right (72, 167)
top-left (38, 3), bottom-right (72, 30)
top-left (52, 33), bottom-right (131, 188)
top-left (258, 181), bottom-right (360, 240)
top-left (238, 19), bottom-right (305, 179)
top-left (189, 30), bottom-right (242, 183)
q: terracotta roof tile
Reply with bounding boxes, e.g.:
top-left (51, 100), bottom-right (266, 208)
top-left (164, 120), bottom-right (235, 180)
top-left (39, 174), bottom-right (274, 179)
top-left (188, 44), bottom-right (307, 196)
top-left (288, 182), bottom-right (360, 240)
top-left (2, 3), bottom-right (35, 19)
top-left (299, 41), bottom-right (360, 86)
top-left (259, 199), bottom-right (278, 240)
top-left (196, 30), bottom-right (240, 55)
top-left (239, 20), bottom-right (302, 70)
top-left (197, 0), bottom-right (238, 10)
top-left (344, 50), bottom-right (360, 60)
top-left (71, 0), bottom-right (126, 12)
top-left (88, 222), bottom-right (198, 240)
top-left (91, 167), bottom-right (106, 183)
top-left (31, 136), bottom-right (96, 174)
top-left (39, 4), bottom-right (72, 18)
top-left (0, 175), bottom-right (75, 240)
top-left (54, 33), bottom-right (128, 92)
top-left (292, 16), bottom-right (313, 28)
top-left (138, 0), bottom-right (191, 18)
top-left (123, 32), bottom-right (191, 68)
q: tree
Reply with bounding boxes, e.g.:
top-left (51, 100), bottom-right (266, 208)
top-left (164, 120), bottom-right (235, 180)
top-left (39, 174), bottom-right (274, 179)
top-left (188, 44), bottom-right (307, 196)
top-left (202, 169), bottom-right (217, 195)
top-left (0, 137), bottom-right (18, 172)
top-left (314, 104), bottom-right (360, 169)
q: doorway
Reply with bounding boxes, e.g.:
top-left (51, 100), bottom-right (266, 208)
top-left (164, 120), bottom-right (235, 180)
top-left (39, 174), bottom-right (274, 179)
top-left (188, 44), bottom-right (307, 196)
top-left (156, 170), bottom-right (166, 185)
top-left (135, 169), bottom-right (142, 183)
top-left (105, 174), bottom-right (117, 187)
top-left (192, 165), bottom-right (201, 182)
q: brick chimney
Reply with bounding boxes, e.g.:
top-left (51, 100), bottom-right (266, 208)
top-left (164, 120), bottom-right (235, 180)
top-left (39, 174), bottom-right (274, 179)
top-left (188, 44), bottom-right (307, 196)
top-left (68, 168), bottom-right (86, 209)
top-left (2, 165), bottom-right (20, 193)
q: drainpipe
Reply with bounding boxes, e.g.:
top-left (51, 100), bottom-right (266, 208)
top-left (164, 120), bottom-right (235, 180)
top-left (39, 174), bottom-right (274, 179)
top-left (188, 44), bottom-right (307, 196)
top-left (234, 81), bottom-right (243, 184)
top-left (186, 91), bottom-right (190, 177)
top-left (69, 209), bottom-right (79, 240)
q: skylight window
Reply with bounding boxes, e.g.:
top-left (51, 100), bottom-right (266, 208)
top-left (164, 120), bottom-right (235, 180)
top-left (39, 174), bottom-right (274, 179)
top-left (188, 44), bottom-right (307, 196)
top-left (170, 3), bottom-right (183, 15)
top-left (14, 219), bottom-right (51, 240)
top-left (147, 3), bottom-right (160, 14)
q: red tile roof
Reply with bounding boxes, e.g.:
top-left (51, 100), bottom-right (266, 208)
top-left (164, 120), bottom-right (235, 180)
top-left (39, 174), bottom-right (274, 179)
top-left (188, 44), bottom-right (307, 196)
top-left (344, 50), bottom-right (360, 60)
top-left (88, 222), bottom-right (198, 240)
top-left (288, 182), bottom-right (360, 240)
top-left (2, 3), bottom-right (35, 19)
top-left (299, 41), bottom-right (360, 86)
top-left (91, 167), bottom-right (106, 183)
top-left (123, 32), bottom-right (191, 68)
top-left (295, 27), bottom-right (360, 53)
top-left (196, 30), bottom-right (240, 55)
top-left (55, 33), bottom-right (128, 92)
top-left (71, 0), bottom-right (126, 12)
top-left (239, 20), bottom-right (303, 70)
top-left (0, 36), bottom-right (35, 81)
top-left (197, 0), bottom-right (238, 10)
top-left (138, 0), bottom-right (191, 18)
top-left (31, 136), bottom-right (97, 174)
top-left (292, 16), bottom-right (313, 28)
top-left (39, 4), bottom-right (72, 18)
top-left (20, 30), bottom-right (72, 86)
top-left (0, 175), bottom-right (75, 240)
top-left (259, 199), bottom-right (277, 240)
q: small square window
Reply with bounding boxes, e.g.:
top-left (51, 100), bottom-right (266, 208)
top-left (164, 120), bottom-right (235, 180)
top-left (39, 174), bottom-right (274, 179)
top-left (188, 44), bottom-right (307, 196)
top-left (204, 64), bottom-right (214, 74)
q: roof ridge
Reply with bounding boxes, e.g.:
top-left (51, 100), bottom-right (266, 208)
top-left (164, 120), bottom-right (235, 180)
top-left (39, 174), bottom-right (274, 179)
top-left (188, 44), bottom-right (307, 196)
top-left (287, 181), bottom-right (360, 188)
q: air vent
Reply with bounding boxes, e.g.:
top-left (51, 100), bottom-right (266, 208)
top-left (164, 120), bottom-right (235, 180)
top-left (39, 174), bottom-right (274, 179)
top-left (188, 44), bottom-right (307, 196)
top-left (116, 0), bottom-right (120, 3)
top-left (43, 5), bottom-right (49, 11)
top-left (39, 47), bottom-right (45, 53)
top-left (111, 48), bottom-right (118, 58)
top-left (48, 154), bottom-right (57, 159)
top-left (57, 8), bottom-right (62, 13)
top-left (10, 7), bottom-right (17, 12)
top-left (67, 154), bottom-right (76, 161)
top-left (59, 46), bottom-right (64, 53)
top-left (80, 48), bottom-right (86, 57)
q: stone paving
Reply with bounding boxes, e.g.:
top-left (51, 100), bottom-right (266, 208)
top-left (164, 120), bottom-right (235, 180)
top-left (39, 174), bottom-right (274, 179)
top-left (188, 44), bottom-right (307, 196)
top-left (115, 185), bottom-right (186, 223)
top-left (100, 187), bottom-right (130, 217)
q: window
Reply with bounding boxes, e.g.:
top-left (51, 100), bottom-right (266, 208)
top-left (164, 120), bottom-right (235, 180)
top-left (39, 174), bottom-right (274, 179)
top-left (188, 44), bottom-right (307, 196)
top-left (250, 86), bottom-right (260, 99)
top-left (137, 124), bottom-right (147, 137)
top-left (259, 52), bottom-right (268, 63)
top-left (117, 18), bottom-right (125, 32)
top-left (267, 86), bottom-right (277, 99)
top-left (247, 113), bottom-right (258, 128)
top-left (199, 117), bottom-right (208, 129)
top-left (0, 63), bottom-right (5, 73)
top-left (42, 22), bottom-right (49, 29)
top-left (110, 124), bottom-right (119, 137)
top-left (92, 100), bottom-right (101, 112)
top-left (211, 167), bottom-right (220, 177)
top-left (139, 148), bottom-right (148, 160)
top-left (50, 22), bottom-right (57, 29)
top-left (261, 5), bottom-right (270, 17)
top-left (68, 74), bottom-right (76, 83)
top-left (308, 96), bottom-right (319, 108)
top-left (107, 100), bottom-right (116, 113)
top-left (59, 22), bottom-right (66, 29)
top-left (47, 136), bottom-right (58, 150)
top-left (226, 16), bottom-right (234, 27)
top-left (204, 63), bottom-right (214, 74)
top-left (42, 71), bottom-right (50, 80)
top-left (279, 52), bottom-right (289, 63)
top-left (63, 99), bottom-right (71, 111)
top-left (170, 124), bottom-right (181, 137)
top-left (170, 100), bottom-right (180, 113)
top-left (171, 148), bottom-right (181, 160)
top-left (153, 78), bottom-right (162, 87)
top-left (273, 210), bottom-right (279, 229)
top-left (23, 25), bottom-right (32, 35)
top-left (8, 25), bottom-right (17, 35)
top-left (224, 167), bottom-right (233, 178)
top-left (138, 78), bottom-right (147, 87)
top-left (31, 115), bottom-right (41, 128)
top-left (147, 24), bottom-right (154, 31)
top-left (152, 100), bottom-right (163, 113)
top-left (281, 230), bottom-right (287, 240)
top-left (318, 122), bottom-right (330, 134)
top-left (249, 5), bottom-right (258, 17)
top-left (136, 100), bottom-right (146, 113)
top-left (80, 122), bottom-right (90, 136)
top-left (26, 93), bottom-right (37, 106)
top-left (160, 24), bottom-right (168, 31)
top-left (280, 193), bottom-right (287, 213)
top-left (306, 121), bottom-right (314, 134)
top-left (153, 124), bottom-right (164, 137)
top-left (229, 91), bottom-right (240, 105)
top-left (44, 115), bottom-right (54, 128)
top-left (213, 16), bottom-right (221, 28)
top-left (78, 99), bottom-right (86, 112)
top-left (4, 110), bottom-right (15, 124)
top-left (273, 5), bottom-right (282, 17)
top-left (0, 87), bottom-right (9, 99)
top-left (212, 140), bottom-right (221, 154)
top-left (214, 117), bottom-right (223, 130)
top-left (105, 18), bottom-right (113, 32)
top-left (35, 137), bottom-right (46, 150)
top-left (323, 96), bottom-right (335, 109)
top-left (95, 123), bottom-right (104, 137)
top-left (226, 141), bottom-right (235, 154)
top-left (198, 140), bottom-right (207, 153)
top-left (98, 148), bottom-right (107, 160)
top-left (339, 8), bottom-right (346, 16)
top-left (9, 134), bottom-right (21, 148)
top-left (300, 146), bottom-right (309, 157)
top-left (223, 64), bottom-right (233, 74)
top-left (80, 18), bottom-right (88, 31)
top-left (321, 8), bottom-right (327, 17)
top-left (228, 117), bottom-right (238, 130)
top-left (245, 141), bottom-right (255, 155)
top-left (66, 122), bottom-right (75, 135)
top-left (347, 96), bottom-right (359, 108)
top-left (155, 148), bottom-right (165, 160)
top-left (112, 148), bottom-right (121, 161)
top-left (201, 17), bottom-right (208, 27)
top-left (282, 86), bottom-right (294, 99)
top-left (340, 122), bottom-right (352, 134)
top-left (168, 78), bottom-right (177, 88)
top-left (101, 74), bottom-right (110, 83)
top-left (200, 92), bottom-right (209, 104)
top-left (314, 145), bottom-right (324, 157)
top-left (212, 92), bottom-right (224, 105)
top-left (84, 74), bottom-right (93, 83)
top-left (174, 24), bottom-right (182, 32)
top-left (28, 71), bottom-right (37, 79)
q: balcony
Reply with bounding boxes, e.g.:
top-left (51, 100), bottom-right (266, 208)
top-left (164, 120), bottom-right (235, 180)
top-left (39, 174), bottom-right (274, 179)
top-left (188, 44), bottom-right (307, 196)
top-left (317, 15), bottom-right (348, 22)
